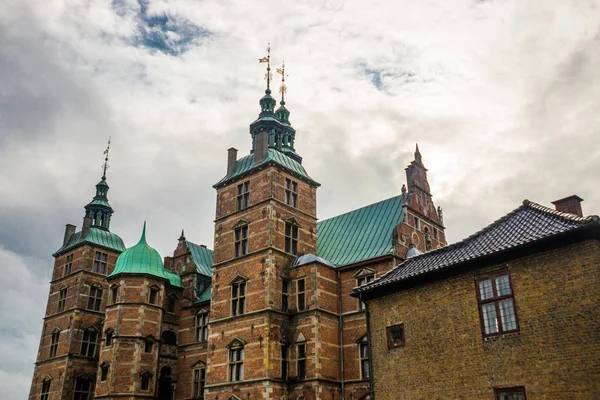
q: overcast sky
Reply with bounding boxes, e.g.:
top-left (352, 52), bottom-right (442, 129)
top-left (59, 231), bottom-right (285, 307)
top-left (1, 0), bottom-right (599, 398)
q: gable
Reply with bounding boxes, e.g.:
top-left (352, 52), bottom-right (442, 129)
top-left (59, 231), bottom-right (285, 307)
top-left (317, 195), bottom-right (405, 267)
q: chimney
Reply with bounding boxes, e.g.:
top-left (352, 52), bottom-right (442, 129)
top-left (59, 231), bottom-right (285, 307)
top-left (551, 195), bottom-right (584, 217)
top-left (254, 131), bottom-right (269, 164)
top-left (82, 216), bottom-right (92, 237)
top-left (63, 224), bottom-right (76, 245)
top-left (227, 147), bottom-right (238, 176)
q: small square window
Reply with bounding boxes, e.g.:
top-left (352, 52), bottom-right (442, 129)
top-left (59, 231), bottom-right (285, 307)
top-left (386, 324), bottom-right (405, 349)
top-left (495, 387), bottom-right (526, 400)
top-left (149, 288), bottom-right (159, 305)
top-left (144, 340), bottom-right (153, 353)
top-left (167, 297), bottom-right (176, 313)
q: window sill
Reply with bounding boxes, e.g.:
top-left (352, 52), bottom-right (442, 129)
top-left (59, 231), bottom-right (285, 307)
top-left (483, 330), bottom-right (521, 342)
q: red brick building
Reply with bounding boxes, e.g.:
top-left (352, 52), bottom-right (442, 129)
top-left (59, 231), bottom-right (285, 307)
top-left (356, 197), bottom-right (600, 399)
top-left (29, 82), bottom-right (446, 400)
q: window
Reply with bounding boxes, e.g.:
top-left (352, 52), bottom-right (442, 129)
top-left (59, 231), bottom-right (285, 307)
top-left (105, 329), bottom-right (113, 346)
top-left (64, 254), bottom-right (73, 276)
top-left (140, 372), bottom-right (151, 391)
top-left (100, 362), bottom-right (109, 382)
top-left (297, 279), bottom-right (306, 311)
top-left (386, 324), bottom-right (405, 349)
top-left (149, 288), bottom-right (159, 305)
top-left (477, 273), bottom-right (519, 336)
top-left (162, 330), bottom-right (177, 345)
top-left (282, 280), bottom-right (289, 312)
top-left (196, 313), bottom-right (209, 342)
top-left (231, 280), bottom-right (246, 316)
top-left (234, 225), bottom-right (249, 257)
top-left (359, 341), bottom-right (370, 379)
top-left (87, 286), bottom-right (102, 311)
top-left (73, 376), bottom-right (92, 400)
top-left (433, 228), bottom-right (439, 240)
top-left (414, 217), bottom-right (420, 230)
top-left (285, 178), bottom-right (298, 208)
top-left (93, 252), bottom-right (108, 274)
top-left (229, 346), bottom-right (244, 382)
top-left (285, 222), bottom-right (299, 255)
top-left (192, 368), bottom-right (206, 398)
top-left (111, 286), bottom-right (118, 304)
top-left (357, 275), bottom-right (374, 310)
top-left (57, 287), bottom-right (67, 312)
top-left (297, 343), bottom-right (306, 379)
top-left (495, 387), bottom-right (526, 400)
top-left (236, 181), bottom-right (250, 210)
top-left (80, 328), bottom-right (98, 357)
top-left (49, 330), bottom-right (59, 358)
top-left (167, 296), bottom-right (176, 313)
top-left (281, 344), bottom-right (289, 379)
top-left (144, 339), bottom-right (153, 353)
top-left (40, 379), bottom-right (51, 400)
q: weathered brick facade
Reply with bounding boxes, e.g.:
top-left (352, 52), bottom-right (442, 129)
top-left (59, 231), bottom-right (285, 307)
top-left (362, 201), bottom-right (600, 399)
top-left (30, 88), bottom-right (446, 400)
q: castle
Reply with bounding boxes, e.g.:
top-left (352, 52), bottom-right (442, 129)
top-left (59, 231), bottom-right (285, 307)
top-left (28, 64), bottom-right (447, 400)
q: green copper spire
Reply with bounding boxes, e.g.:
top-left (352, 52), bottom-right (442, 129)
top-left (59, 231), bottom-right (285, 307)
top-left (84, 139), bottom-right (114, 230)
top-left (108, 222), bottom-right (182, 287)
top-left (275, 61), bottom-right (291, 124)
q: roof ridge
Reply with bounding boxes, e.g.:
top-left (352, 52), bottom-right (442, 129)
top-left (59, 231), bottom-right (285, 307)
top-left (186, 240), bottom-right (214, 252)
top-left (523, 199), bottom-right (598, 223)
top-left (318, 194), bottom-right (404, 224)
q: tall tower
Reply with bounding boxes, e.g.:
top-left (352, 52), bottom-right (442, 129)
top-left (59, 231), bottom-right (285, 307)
top-left (96, 223), bottom-right (184, 399)
top-left (398, 144), bottom-right (446, 254)
top-left (206, 50), bottom-right (325, 399)
top-left (29, 145), bottom-right (125, 400)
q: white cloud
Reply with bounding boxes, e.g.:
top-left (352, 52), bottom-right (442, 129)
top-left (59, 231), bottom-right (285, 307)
top-left (1, 0), bottom-right (600, 397)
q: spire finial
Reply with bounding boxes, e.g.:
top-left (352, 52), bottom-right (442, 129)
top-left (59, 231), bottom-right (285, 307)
top-left (102, 137), bottom-right (111, 180)
top-left (138, 221), bottom-right (147, 244)
top-left (259, 43), bottom-right (272, 92)
top-left (415, 143), bottom-right (422, 163)
top-left (179, 229), bottom-right (186, 242)
top-left (276, 61), bottom-right (287, 105)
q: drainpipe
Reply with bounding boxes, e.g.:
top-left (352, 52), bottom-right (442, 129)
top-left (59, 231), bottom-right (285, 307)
top-left (337, 270), bottom-right (345, 399)
top-left (362, 293), bottom-right (375, 400)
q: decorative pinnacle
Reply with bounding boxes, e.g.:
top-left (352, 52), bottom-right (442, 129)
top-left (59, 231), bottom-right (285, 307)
top-left (179, 229), bottom-right (186, 241)
top-left (276, 61), bottom-right (288, 104)
top-left (138, 221), bottom-right (147, 244)
top-left (102, 137), bottom-right (111, 180)
top-left (259, 43), bottom-right (272, 92)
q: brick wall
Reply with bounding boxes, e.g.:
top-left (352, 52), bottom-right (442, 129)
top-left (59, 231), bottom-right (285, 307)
top-left (368, 240), bottom-right (600, 399)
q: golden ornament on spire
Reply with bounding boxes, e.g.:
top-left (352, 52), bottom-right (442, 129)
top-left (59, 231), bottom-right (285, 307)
top-left (102, 137), bottom-right (111, 180)
top-left (276, 61), bottom-right (288, 103)
top-left (258, 42), bottom-right (272, 90)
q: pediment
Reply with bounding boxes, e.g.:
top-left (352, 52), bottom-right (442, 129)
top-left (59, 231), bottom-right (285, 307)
top-left (233, 219), bottom-right (250, 229)
top-left (42, 375), bottom-right (53, 382)
top-left (229, 274), bottom-right (248, 285)
top-left (296, 333), bottom-right (306, 343)
top-left (353, 267), bottom-right (376, 279)
top-left (191, 360), bottom-right (206, 368)
top-left (226, 337), bottom-right (247, 348)
top-left (284, 216), bottom-right (300, 226)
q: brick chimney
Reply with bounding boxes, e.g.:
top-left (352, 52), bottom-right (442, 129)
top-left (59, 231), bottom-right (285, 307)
top-left (254, 131), bottom-right (269, 164)
top-left (227, 147), bottom-right (238, 176)
top-left (551, 195), bottom-right (584, 217)
top-left (63, 224), bottom-right (76, 246)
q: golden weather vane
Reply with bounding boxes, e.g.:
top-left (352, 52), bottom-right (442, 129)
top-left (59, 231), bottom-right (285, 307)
top-left (258, 42), bottom-right (272, 90)
top-left (276, 61), bottom-right (288, 103)
top-left (102, 137), bottom-right (111, 180)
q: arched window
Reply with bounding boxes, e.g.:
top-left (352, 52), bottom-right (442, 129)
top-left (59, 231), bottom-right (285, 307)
top-left (161, 330), bottom-right (177, 345)
top-left (140, 371), bottom-right (152, 391)
top-left (40, 375), bottom-right (52, 400)
top-left (105, 328), bottom-right (114, 346)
